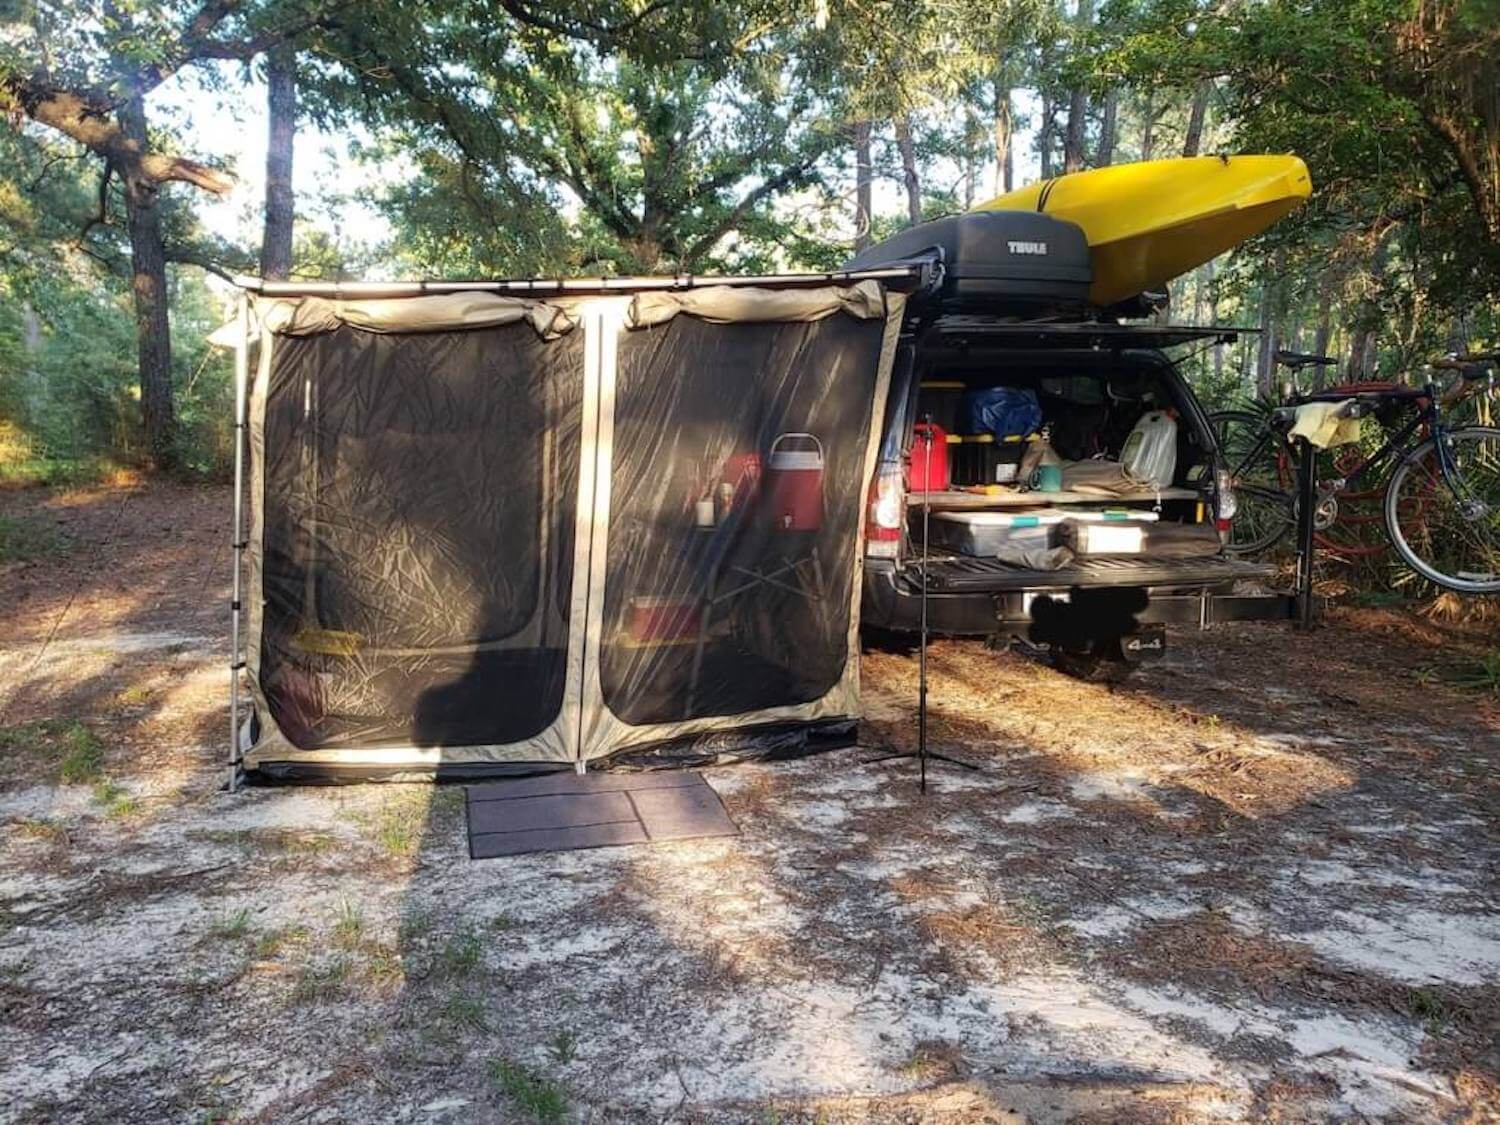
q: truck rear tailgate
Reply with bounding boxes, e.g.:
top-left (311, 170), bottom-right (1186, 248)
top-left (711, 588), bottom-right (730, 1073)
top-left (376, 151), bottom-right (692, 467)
top-left (913, 554), bottom-right (1275, 593)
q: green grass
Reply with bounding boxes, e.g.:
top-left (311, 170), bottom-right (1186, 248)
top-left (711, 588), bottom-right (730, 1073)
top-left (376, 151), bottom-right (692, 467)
top-left (0, 513), bottom-right (71, 563)
top-left (356, 789), bottom-right (431, 857)
top-left (398, 906), bottom-right (433, 948)
top-left (60, 725), bottom-right (104, 783)
top-left (11, 816), bottom-right (66, 842)
top-left (442, 991), bottom-right (488, 1031)
top-left (254, 924), bottom-right (309, 960)
top-left (549, 1030), bottom-right (577, 1065)
top-left (188, 827), bottom-right (338, 855)
top-left (0, 720), bottom-right (109, 786)
top-left (488, 1058), bottom-right (567, 1124)
top-left (333, 899), bottom-right (365, 949)
top-left (1445, 649), bottom-right (1500, 694)
top-left (364, 942), bottom-right (404, 986)
top-left (437, 923), bottom-right (483, 977)
top-left (0, 455), bottom-right (121, 489)
top-left (111, 684), bottom-right (155, 709)
top-left (208, 908), bottom-right (253, 940)
top-left (293, 956), bottom-right (352, 1003)
top-left (89, 779), bottom-right (140, 818)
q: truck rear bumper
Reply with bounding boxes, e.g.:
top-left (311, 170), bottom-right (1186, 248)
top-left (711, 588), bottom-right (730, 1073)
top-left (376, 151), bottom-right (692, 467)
top-left (861, 557), bottom-right (1291, 637)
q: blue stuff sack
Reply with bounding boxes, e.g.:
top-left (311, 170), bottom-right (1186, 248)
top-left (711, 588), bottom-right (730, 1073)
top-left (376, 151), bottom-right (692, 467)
top-left (960, 387), bottom-right (1042, 440)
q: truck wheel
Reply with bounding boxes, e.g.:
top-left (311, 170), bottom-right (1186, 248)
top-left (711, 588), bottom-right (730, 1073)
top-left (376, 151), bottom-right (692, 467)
top-left (1052, 646), bottom-right (1136, 684)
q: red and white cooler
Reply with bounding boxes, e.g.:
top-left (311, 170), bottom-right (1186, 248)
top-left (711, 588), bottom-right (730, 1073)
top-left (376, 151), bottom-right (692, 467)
top-left (765, 432), bottom-right (825, 531)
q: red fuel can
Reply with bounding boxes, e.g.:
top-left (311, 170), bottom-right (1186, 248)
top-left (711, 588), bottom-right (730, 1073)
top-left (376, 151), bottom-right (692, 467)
top-left (907, 422), bottom-right (949, 492)
top-left (766, 432), bottom-right (825, 531)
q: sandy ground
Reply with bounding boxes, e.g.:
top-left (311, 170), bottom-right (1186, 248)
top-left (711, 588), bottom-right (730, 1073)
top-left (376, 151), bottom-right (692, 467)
top-left (1, 481), bottom-right (1497, 1123)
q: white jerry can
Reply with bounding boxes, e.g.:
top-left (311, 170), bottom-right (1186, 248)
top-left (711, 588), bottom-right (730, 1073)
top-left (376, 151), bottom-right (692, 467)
top-left (1121, 410), bottom-right (1178, 489)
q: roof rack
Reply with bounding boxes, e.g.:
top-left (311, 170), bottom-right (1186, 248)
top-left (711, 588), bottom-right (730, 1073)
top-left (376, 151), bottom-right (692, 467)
top-left (233, 264), bottom-right (930, 299)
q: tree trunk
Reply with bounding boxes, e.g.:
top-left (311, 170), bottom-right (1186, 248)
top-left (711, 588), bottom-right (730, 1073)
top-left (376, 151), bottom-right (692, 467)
top-left (1346, 326), bottom-right (1370, 379)
top-left (1096, 89), bottom-right (1118, 166)
top-left (894, 116), bottom-right (921, 225)
top-left (1039, 94), bottom-right (1056, 178)
top-left (261, 45), bottom-right (297, 281)
top-left (1140, 95), bottom-right (1156, 161)
top-left (1255, 279), bottom-right (1278, 400)
top-left (1063, 89), bottom-right (1087, 173)
top-left (1063, 0), bottom-right (1093, 174)
top-left (993, 82), bottom-right (1013, 194)
top-left (118, 96), bottom-right (177, 472)
top-left (1311, 286), bottom-right (1333, 388)
top-left (1182, 80), bottom-right (1211, 156)
top-left (1205, 257), bottom-right (1224, 379)
top-left (853, 120), bottom-right (873, 252)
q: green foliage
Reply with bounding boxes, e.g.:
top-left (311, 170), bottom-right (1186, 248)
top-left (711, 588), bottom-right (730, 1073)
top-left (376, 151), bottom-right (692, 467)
top-left (0, 124), bottom-right (238, 478)
top-left (0, 0), bottom-right (1493, 493)
top-left (59, 725), bottom-right (105, 783)
top-left (488, 1058), bottom-right (568, 1124)
top-left (1445, 649), bottom-right (1500, 694)
top-left (0, 719), bottom-right (102, 783)
top-left (0, 512), bottom-right (70, 562)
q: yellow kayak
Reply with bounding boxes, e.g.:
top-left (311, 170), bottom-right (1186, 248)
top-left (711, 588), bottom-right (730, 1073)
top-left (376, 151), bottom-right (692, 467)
top-left (973, 155), bottom-right (1312, 307)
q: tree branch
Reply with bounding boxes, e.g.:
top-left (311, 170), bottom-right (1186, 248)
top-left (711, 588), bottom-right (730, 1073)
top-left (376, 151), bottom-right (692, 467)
top-left (4, 79), bottom-right (235, 194)
top-left (79, 160), bottom-right (115, 241)
top-left (1420, 107), bottom-right (1499, 243)
top-left (495, 0), bottom-right (680, 42)
top-left (681, 157), bottom-right (820, 266)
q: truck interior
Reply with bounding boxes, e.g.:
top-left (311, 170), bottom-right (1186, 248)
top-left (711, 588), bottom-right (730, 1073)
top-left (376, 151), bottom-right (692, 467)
top-left (867, 324), bottom-right (1272, 598)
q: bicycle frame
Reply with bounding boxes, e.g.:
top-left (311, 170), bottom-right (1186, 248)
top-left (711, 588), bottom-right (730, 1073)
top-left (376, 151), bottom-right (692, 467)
top-left (1229, 384), bottom-right (1467, 502)
top-left (1306, 386), bottom-right (1482, 506)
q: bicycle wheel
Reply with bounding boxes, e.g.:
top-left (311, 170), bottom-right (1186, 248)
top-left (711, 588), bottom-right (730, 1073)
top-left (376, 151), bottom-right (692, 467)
top-left (1384, 426), bottom-right (1500, 594)
top-left (1210, 410), bottom-right (1296, 554)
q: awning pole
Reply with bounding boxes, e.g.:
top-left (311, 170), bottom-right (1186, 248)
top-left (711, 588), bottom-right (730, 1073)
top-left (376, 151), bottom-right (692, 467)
top-left (228, 292), bottom-right (250, 793)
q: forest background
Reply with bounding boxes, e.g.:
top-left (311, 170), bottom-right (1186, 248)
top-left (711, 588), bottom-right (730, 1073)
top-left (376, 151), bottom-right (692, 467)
top-left (0, 0), bottom-right (1494, 486)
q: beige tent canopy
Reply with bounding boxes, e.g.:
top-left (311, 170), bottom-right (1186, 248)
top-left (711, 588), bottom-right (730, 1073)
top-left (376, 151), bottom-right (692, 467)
top-left (225, 269), bottom-right (918, 785)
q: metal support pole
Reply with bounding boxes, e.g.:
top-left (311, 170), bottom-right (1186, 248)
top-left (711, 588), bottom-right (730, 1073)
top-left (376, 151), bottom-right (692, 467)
top-left (228, 294), bottom-right (250, 792)
top-left (1295, 437), bottom-right (1317, 630)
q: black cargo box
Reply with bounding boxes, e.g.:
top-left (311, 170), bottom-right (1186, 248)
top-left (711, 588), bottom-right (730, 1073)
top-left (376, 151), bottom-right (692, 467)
top-left (844, 211), bottom-right (1091, 314)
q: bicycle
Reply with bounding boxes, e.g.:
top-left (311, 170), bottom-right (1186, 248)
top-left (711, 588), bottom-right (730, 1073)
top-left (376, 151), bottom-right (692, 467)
top-left (1210, 351), bottom-right (1499, 594)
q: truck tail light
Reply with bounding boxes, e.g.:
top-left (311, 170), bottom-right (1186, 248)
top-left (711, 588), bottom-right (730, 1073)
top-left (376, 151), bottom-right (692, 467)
top-left (1214, 467), bottom-right (1237, 535)
top-left (865, 466), bottom-right (904, 558)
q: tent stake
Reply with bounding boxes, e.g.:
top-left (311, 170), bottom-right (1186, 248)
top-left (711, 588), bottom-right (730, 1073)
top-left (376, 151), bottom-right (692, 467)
top-left (228, 293), bottom-right (250, 793)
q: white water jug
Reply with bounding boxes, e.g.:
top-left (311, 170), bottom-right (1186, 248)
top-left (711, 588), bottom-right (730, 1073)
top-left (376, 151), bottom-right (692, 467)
top-left (1121, 410), bottom-right (1178, 489)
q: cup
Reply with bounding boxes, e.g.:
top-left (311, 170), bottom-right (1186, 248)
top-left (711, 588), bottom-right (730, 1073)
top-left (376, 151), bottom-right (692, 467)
top-left (1030, 463), bottom-right (1063, 492)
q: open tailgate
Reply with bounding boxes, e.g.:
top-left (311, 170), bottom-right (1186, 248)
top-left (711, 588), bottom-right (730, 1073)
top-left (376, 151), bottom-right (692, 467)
top-left (914, 554), bottom-right (1275, 593)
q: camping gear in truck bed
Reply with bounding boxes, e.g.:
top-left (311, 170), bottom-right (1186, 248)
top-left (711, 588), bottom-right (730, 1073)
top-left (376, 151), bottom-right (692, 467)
top-left (1058, 518), bottom-right (1221, 558)
top-left (930, 509), bottom-right (1067, 556)
top-left (931, 507), bottom-right (1162, 557)
top-left (948, 434), bottom-right (1027, 486)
